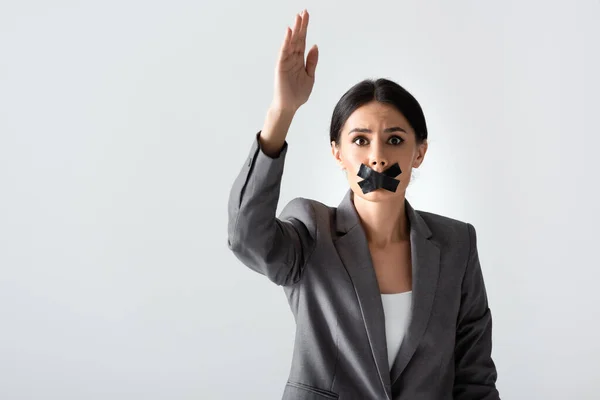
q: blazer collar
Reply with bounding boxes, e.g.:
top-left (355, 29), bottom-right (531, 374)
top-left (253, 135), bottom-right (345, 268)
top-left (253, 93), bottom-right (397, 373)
top-left (333, 188), bottom-right (440, 397)
top-left (335, 188), bottom-right (432, 239)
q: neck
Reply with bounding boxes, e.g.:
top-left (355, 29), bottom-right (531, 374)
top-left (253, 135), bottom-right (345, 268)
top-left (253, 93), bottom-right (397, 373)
top-left (352, 191), bottom-right (410, 248)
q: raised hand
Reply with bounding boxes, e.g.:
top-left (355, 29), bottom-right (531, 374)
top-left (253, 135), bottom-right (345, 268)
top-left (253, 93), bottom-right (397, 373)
top-left (271, 9), bottom-right (319, 112)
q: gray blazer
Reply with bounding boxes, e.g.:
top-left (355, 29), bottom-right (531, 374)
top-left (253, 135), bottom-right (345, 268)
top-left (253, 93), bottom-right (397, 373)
top-left (227, 132), bottom-right (500, 400)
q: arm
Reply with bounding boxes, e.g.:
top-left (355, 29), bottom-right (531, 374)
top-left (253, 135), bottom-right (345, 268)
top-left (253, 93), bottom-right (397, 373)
top-left (227, 10), bottom-right (319, 286)
top-left (453, 222), bottom-right (500, 400)
top-left (226, 110), bottom-right (316, 286)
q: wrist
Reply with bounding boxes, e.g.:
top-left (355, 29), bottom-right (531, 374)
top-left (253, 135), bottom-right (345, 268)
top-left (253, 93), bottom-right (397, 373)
top-left (268, 103), bottom-right (298, 117)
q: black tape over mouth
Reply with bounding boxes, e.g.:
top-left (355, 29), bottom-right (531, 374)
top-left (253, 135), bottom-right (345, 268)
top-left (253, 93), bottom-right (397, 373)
top-left (357, 162), bottom-right (402, 194)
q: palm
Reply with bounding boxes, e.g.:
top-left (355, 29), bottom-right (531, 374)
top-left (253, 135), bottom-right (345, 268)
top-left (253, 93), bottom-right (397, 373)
top-left (273, 10), bottom-right (319, 111)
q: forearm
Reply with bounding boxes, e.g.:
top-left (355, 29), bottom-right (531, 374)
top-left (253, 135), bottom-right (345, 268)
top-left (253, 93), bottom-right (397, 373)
top-left (259, 106), bottom-right (296, 158)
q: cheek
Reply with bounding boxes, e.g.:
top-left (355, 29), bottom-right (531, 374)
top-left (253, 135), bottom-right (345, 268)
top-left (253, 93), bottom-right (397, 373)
top-left (394, 151), bottom-right (415, 172)
top-left (341, 151), bottom-right (364, 169)
top-left (399, 165), bottom-right (414, 186)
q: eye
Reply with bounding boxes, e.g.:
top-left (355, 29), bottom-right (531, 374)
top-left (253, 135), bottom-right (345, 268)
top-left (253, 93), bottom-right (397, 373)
top-left (388, 136), bottom-right (404, 145)
top-left (353, 136), bottom-right (368, 146)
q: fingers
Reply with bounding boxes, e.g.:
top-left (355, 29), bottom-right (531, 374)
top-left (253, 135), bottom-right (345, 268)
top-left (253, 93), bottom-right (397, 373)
top-left (292, 14), bottom-right (301, 49)
top-left (281, 10), bottom-right (309, 58)
top-left (306, 44), bottom-right (319, 78)
top-left (299, 10), bottom-right (309, 51)
top-left (292, 10), bottom-right (308, 53)
top-left (280, 26), bottom-right (291, 56)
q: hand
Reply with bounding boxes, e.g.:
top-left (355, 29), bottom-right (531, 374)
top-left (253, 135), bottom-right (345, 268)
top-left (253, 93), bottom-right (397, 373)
top-left (271, 9), bottom-right (319, 112)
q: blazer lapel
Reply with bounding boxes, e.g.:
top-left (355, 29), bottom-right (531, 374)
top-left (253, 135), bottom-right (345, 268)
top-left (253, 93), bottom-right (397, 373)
top-left (333, 189), bottom-right (392, 396)
top-left (389, 201), bottom-right (440, 387)
top-left (332, 189), bottom-right (440, 394)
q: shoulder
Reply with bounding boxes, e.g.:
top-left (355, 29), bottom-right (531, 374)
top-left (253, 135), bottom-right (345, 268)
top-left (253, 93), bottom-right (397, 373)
top-left (414, 209), bottom-right (475, 248)
top-left (280, 196), bottom-right (317, 215)
top-left (417, 209), bottom-right (470, 230)
top-left (277, 196), bottom-right (329, 233)
top-left (279, 197), bottom-right (332, 221)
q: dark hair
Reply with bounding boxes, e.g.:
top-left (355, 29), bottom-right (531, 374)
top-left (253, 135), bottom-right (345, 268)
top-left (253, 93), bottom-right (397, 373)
top-left (329, 78), bottom-right (428, 146)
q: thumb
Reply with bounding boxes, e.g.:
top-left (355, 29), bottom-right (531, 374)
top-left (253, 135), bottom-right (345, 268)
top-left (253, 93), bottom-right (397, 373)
top-left (305, 44), bottom-right (319, 78)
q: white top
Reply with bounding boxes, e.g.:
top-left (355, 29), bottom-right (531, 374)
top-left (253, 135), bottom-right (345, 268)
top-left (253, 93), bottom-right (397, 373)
top-left (381, 291), bottom-right (413, 370)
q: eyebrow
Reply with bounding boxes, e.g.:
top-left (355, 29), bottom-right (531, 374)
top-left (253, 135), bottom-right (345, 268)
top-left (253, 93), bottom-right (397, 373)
top-left (347, 127), bottom-right (407, 135)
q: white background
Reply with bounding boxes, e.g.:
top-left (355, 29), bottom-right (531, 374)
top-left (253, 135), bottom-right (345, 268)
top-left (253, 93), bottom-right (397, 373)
top-left (1, 0), bottom-right (599, 399)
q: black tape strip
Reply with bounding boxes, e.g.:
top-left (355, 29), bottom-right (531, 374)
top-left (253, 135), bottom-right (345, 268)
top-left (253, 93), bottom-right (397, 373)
top-left (357, 162), bottom-right (402, 194)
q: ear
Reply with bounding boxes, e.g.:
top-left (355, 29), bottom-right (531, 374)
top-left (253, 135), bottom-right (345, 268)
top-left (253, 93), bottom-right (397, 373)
top-left (412, 140), bottom-right (428, 169)
top-left (331, 141), bottom-right (345, 169)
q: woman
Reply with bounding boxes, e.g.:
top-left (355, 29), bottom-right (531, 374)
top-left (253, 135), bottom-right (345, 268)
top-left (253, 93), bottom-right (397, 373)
top-left (227, 9), bottom-right (500, 400)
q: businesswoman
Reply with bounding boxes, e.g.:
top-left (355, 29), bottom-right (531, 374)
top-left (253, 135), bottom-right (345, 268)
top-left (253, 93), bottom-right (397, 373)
top-left (227, 9), bottom-right (500, 400)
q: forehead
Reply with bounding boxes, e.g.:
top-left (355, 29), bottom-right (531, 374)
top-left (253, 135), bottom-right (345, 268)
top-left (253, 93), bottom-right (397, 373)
top-left (343, 101), bottom-right (410, 130)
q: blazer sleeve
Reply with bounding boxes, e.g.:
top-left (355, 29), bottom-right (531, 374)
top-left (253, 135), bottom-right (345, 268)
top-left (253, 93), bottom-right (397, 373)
top-left (453, 222), bottom-right (501, 400)
top-left (226, 131), bottom-right (317, 286)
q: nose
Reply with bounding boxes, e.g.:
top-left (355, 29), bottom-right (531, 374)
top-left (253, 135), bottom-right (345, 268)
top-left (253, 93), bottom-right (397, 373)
top-left (368, 145), bottom-right (388, 171)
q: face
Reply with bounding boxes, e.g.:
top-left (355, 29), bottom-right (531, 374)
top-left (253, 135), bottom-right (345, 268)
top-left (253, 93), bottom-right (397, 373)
top-left (331, 101), bottom-right (428, 203)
